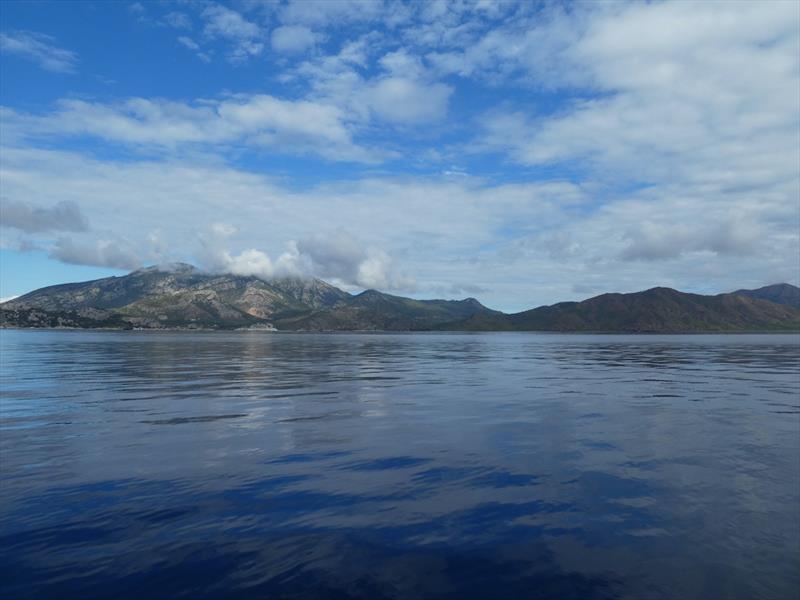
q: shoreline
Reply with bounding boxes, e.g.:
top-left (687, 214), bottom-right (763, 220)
top-left (3, 326), bottom-right (799, 335)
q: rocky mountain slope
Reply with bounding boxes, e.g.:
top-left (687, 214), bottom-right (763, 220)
top-left (0, 306), bottom-right (133, 329)
top-left (2, 265), bottom-right (799, 332)
top-left (1, 264), bottom-right (350, 329)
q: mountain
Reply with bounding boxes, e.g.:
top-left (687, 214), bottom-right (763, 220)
top-left (454, 286), bottom-right (800, 332)
top-left (1, 264), bottom-right (350, 329)
top-left (2, 268), bottom-right (799, 332)
top-left (274, 289), bottom-right (497, 331)
top-left (732, 283), bottom-right (800, 308)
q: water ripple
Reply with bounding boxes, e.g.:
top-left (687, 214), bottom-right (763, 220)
top-left (1, 330), bottom-right (798, 600)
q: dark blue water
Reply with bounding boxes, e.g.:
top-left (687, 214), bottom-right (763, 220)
top-left (1, 331), bottom-right (798, 599)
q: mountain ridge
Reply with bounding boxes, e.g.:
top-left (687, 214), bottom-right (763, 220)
top-left (731, 283), bottom-right (800, 308)
top-left (2, 266), bottom-right (799, 332)
top-left (449, 286), bottom-right (800, 333)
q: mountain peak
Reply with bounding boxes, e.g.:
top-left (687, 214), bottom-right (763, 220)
top-left (136, 263), bottom-right (198, 274)
top-left (732, 283), bottom-right (800, 308)
top-left (461, 297), bottom-right (484, 307)
top-left (353, 289), bottom-right (387, 301)
top-left (640, 286), bottom-right (680, 295)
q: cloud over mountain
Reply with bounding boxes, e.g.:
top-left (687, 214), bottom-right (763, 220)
top-left (195, 223), bottom-right (413, 291)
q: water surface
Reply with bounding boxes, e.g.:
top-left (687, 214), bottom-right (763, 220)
top-left (1, 331), bottom-right (798, 599)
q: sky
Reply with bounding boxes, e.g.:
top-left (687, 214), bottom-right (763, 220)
top-left (0, 0), bottom-right (798, 311)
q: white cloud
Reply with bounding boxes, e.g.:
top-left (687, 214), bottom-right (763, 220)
top-left (207, 245), bottom-right (307, 280)
top-left (291, 44), bottom-right (454, 126)
top-left (177, 36), bottom-right (200, 51)
top-left (377, 49), bottom-right (425, 78)
top-left (280, 0), bottom-right (384, 27)
top-left (424, 4), bottom-right (586, 83)
top-left (202, 4), bottom-right (261, 39)
top-left (366, 77), bottom-right (452, 124)
top-left (51, 236), bottom-right (149, 270)
top-left (201, 3), bottom-right (264, 61)
top-left (619, 217), bottom-right (763, 262)
top-left (162, 11), bottom-right (192, 29)
top-left (271, 25), bottom-right (318, 54)
top-left (196, 222), bottom-right (306, 280)
top-left (476, 2), bottom-right (799, 187)
top-left (176, 36), bottom-right (212, 62)
top-left (297, 230), bottom-right (415, 290)
top-left (1, 199), bottom-right (89, 233)
top-left (0, 31), bottom-right (78, 73)
top-left (195, 222), bottom-right (410, 289)
top-left (3, 95), bottom-right (378, 162)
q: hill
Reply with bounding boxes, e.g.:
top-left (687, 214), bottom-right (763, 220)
top-left (454, 286), bottom-right (800, 332)
top-left (274, 289), bottom-right (497, 331)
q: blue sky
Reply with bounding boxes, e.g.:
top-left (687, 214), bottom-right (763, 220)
top-left (1, 0), bottom-right (798, 311)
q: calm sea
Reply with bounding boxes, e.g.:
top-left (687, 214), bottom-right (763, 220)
top-left (1, 330), bottom-right (798, 599)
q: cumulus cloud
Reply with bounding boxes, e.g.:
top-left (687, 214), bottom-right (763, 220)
top-left (196, 224), bottom-right (414, 290)
top-left (50, 236), bottom-right (145, 270)
top-left (620, 218), bottom-right (762, 262)
top-left (297, 230), bottom-right (415, 290)
top-left (290, 44), bottom-right (454, 126)
top-left (271, 25), bottom-right (318, 54)
top-left (203, 4), bottom-right (260, 39)
top-left (476, 1), bottom-right (800, 192)
top-left (279, 0), bottom-right (384, 27)
top-left (214, 246), bottom-right (307, 279)
top-left (295, 230), bottom-right (363, 280)
top-left (0, 199), bottom-right (89, 233)
top-left (366, 77), bottom-right (452, 124)
top-left (3, 95), bottom-right (377, 162)
top-left (0, 31), bottom-right (78, 73)
top-left (201, 3), bottom-right (264, 61)
top-left (196, 221), bottom-right (305, 280)
top-left (4, 35), bottom-right (454, 159)
top-left (424, 4), bottom-right (584, 82)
